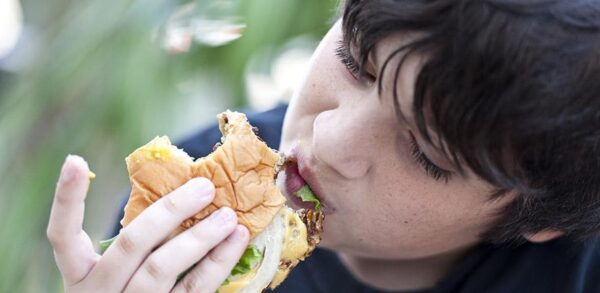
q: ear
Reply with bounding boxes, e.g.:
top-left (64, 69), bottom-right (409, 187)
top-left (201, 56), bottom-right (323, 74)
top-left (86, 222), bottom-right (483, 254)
top-left (522, 230), bottom-right (564, 243)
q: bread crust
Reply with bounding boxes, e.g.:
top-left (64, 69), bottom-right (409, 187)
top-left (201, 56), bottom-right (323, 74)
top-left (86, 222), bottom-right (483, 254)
top-left (121, 111), bottom-right (286, 238)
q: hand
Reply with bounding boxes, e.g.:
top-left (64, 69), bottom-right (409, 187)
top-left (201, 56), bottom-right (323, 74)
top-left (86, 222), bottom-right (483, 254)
top-left (47, 155), bottom-right (250, 293)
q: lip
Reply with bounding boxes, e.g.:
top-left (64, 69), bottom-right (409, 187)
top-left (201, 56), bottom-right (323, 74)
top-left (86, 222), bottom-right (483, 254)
top-left (283, 145), bottom-right (335, 215)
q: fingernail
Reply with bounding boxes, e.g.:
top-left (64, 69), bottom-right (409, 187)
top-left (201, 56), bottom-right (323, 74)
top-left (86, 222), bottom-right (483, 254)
top-left (62, 155), bottom-right (81, 182)
top-left (62, 166), bottom-right (75, 183)
top-left (211, 207), bottom-right (235, 224)
top-left (189, 177), bottom-right (215, 198)
top-left (228, 225), bottom-right (249, 241)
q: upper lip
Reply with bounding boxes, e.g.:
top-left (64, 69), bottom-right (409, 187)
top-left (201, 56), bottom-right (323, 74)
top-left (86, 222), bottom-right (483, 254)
top-left (288, 146), bottom-right (333, 213)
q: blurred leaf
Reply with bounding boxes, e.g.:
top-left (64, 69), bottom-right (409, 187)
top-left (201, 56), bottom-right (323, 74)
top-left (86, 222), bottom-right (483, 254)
top-left (0, 0), bottom-right (338, 291)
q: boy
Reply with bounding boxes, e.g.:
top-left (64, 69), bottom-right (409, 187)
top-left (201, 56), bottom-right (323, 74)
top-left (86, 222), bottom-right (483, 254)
top-left (48, 0), bottom-right (600, 292)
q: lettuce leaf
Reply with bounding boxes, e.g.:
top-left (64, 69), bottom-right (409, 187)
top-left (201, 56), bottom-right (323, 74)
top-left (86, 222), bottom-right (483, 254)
top-left (98, 235), bottom-right (264, 284)
top-left (99, 236), bottom-right (117, 254)
top-left (293, 185), bottom-right (322, 211)
top-left (230, 244), bottom-right (263, 276)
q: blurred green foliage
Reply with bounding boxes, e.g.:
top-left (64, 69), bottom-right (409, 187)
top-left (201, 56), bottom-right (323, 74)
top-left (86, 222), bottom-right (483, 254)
top-left (0, 0), bottom-right (338, 291)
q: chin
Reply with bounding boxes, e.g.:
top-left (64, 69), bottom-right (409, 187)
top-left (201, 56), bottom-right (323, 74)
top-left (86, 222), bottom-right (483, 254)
top-left (313, 220), bottom-right (341, 250)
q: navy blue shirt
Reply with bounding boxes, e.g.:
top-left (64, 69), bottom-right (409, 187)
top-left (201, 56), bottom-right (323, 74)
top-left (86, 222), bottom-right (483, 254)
top-left (111, 104), bottom-right (600, 293)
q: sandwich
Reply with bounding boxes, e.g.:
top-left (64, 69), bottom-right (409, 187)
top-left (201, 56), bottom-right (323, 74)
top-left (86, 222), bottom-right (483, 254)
top-left (101, 110), bottom-right (324, 292)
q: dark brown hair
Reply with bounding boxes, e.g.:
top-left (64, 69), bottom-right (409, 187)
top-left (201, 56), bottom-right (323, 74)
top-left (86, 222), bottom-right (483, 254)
top-left (341, 0), bottom-right (600, 244)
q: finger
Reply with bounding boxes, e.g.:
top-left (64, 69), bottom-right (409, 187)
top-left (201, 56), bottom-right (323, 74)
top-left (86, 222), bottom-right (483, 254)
top-left (89, 177), bottom-right (215, 291)
top-left (47, 155), bottom-right (99, 285)
top-left (124, 207), bottom-right (239, 292)
top-left (173, 225), bottom-right (250, 293)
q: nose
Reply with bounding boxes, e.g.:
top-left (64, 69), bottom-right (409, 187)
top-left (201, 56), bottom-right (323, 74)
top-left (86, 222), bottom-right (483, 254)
top-left (312, 109), bottom-right (372, 179)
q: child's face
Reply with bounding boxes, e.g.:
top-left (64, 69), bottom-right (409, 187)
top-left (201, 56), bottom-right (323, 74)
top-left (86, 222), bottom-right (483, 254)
top-left (277, 20), bottom-right (514, 259)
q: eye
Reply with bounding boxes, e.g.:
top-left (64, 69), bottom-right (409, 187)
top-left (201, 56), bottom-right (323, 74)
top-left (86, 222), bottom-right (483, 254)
top-left (408, 132), bottom-right (452, 182)
top-left (335, 41), bottom-right (376, 84)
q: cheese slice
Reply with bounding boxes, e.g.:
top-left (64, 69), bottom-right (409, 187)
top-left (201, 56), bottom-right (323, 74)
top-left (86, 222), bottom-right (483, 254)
top-left (218, 207), bottom-right (310, 292)
top-left (280, 208), bottom-right (309, 260)
top-left (218, 266), bottom-right (260, 293)
top-left (269, 209), bottom-right (309, 289)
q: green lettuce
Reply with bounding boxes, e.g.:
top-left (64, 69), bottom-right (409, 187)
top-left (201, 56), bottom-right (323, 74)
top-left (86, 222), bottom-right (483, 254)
top-left (97, 237), bottom-right (264, 283)
top-left (293, 185), bottom-right (322, 211)
top-left (99, 236), bottom-right (117, 254)
top-left (230, 244), bottom-right (263, 276)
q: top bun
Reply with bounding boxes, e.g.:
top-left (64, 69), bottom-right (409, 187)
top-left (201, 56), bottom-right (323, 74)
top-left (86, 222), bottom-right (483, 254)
top-left (121, 111), bottom-right (286, 238)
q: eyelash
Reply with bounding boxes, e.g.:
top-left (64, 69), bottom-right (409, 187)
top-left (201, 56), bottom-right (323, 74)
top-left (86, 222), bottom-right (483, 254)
top-left (336, 42), bottom-right (448, 182)
top-left (334, 42), bottom-right (373, 82)
top-left (408, 133), bottom-right (451, 182)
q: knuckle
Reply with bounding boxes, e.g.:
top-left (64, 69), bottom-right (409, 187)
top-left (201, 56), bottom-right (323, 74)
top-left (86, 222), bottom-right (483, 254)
top-left (115, 232), bottom-right (137, 255)
top-left (46, 225), bottom-right (69, 250)
top-left (161, 195), bottom-right (180, 216)
top-left (54, 189), bottom-right (76, 206)
top-left (181, 271), bottom-right (205, 293)
top-left (207, 250), bottom-right (228, 266)
top-left (46, 226), bottom-right (61, 247)
top-left (143, 256), bottom-right (167, 281)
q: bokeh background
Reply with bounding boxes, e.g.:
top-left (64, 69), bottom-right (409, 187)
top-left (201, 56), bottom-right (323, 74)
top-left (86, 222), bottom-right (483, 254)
top-left (0, 0), bottom-right (338, 291)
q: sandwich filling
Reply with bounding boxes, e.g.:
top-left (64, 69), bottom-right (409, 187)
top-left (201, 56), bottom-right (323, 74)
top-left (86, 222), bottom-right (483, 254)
top-left (219, 206), bottom-right (323, 292)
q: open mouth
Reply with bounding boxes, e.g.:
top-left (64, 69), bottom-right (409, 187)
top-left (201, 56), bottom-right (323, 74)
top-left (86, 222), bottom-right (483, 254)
top-left (283, 160), bottom-right (321, 210)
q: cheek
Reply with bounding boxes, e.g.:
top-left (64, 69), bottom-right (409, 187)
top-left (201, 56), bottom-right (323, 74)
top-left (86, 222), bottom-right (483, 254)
top-left (337, 167), bottom-right (501, 259)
